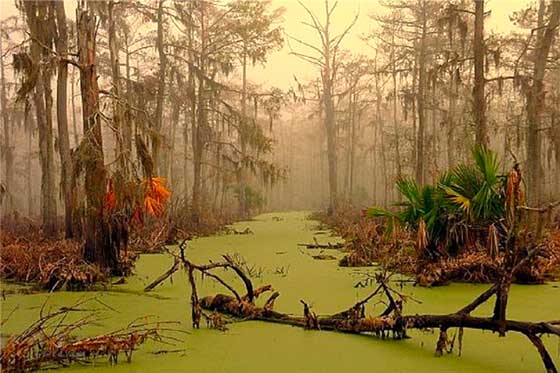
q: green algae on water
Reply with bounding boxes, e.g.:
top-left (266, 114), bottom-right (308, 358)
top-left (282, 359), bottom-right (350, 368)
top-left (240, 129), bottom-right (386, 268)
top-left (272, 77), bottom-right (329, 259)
top-left (1, 212), bottom-right (559, 372)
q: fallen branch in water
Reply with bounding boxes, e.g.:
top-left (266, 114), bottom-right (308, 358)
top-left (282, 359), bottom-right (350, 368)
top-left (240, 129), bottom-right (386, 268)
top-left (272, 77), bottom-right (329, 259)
top-left (144, 255), bottom-right (180, 292)
top-left (297, 239), bottom-right (343, 250)
top-left (157, 232), bottom-right (558, 372)
top-left (194, 267), bottom-right (559, 372)
top-left (0, 298), bottom-right (181, 372)
top-left (224, 227), bottom-right (254, 235)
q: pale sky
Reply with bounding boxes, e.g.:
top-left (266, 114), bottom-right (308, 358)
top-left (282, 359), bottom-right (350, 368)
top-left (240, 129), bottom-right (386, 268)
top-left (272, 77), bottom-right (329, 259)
top-left (251, 0), bottom-right (534, 89)
top-left (0, 0), bottom-right (534, 90)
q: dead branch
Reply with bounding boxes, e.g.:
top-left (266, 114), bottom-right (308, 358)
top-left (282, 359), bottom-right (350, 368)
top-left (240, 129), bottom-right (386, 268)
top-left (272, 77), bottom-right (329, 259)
top-left (145, 242), bottom-right (560, 371)
top-left (144, 254), bottom-right (180, 292)
top-left (0, 300), bottom-right (179, 372)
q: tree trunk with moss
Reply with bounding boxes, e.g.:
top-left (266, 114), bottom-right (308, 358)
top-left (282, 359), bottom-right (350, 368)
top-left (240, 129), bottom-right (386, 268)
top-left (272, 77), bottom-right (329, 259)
top-left (54, 0), bottom-right (74, 238)
top-left (77, 6), bottom-right (118, 272)
top-left (22, 1), bottom-right (57, 235)
top-left (526, 0), bottom-right (560, 205)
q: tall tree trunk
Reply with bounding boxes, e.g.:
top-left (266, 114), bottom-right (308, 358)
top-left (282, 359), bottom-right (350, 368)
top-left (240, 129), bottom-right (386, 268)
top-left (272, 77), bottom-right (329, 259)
top-left (324, 82), bottom-right (337, 212)
top-left (349, 93), bottom-right (357, 200)
top-left (27, 119), bottom-right (33, 216)
top-left (123, 31), bottom-right (133, 154)
top-left (54, 0), bottom-right (73, 238)
top-left (168, 93), bottom-right (179, 189)
top-left (192, 76), bottom-right (204, 222)
top-left (153, 0), bottom-right (167, 174)
top-left (71, 66), bottom-right (79, 147)
top-left (555, 67), bottom-right (560, 199)
top-left (411, 48), bottom-right (418, 171)
top-left (375, 71), bottom-right (388, 206)
top-left (473, 0), bottom-right (487, 147)
top-left (391, 19), bottom-right (402, 179)
top-left (415, 3), bottom-right (427, 186)
top-left (183, 103), bottom-right (190, 197)
top-left (238, 44), bottom-right (249, 217)
top-left (42, 39), bottom-right (57, 235)
top-left (321, 2), bottom-right (338, 212)
top-left (23, 1), bottom-right (57, 234)
top-left (430, 76), bottom-right (439, 183)
top-left (78, 5), bottom-right (117, 272)
top-left (0, 35), bottom-right (13, 214)
top-left (191, 4), bottom-right (206, 222)
top-left (447, 67), bottom-right (457, 168)
top-left (526, 0), bottom-right (560, 205)
top-left (343, 91), bottom-right (352, 199)
top-left (107, 0), bottom-right (126, 173)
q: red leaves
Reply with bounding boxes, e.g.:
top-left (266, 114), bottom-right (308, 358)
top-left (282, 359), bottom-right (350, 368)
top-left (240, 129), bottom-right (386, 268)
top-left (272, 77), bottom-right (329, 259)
top-left (143, 177), bottom-right (171, 218)
top-left (103, 177), bottom-right (172, 226)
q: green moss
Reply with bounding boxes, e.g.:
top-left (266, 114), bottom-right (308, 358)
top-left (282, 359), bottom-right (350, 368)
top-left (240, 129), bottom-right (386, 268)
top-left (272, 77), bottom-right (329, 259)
top-left (1, 211), bottom-right (558, 372)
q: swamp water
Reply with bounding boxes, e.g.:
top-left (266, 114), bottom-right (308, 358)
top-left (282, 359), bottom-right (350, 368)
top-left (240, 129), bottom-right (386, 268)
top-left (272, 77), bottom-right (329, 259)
top-left (1, 211), bottom-right (559, 372)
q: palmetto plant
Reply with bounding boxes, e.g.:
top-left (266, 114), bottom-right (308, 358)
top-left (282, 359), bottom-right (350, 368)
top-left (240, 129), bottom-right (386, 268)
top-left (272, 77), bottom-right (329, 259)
top-left (369, 146), bottom-right (507, 258)
top-left (443, 146), bottom-right (505, 223)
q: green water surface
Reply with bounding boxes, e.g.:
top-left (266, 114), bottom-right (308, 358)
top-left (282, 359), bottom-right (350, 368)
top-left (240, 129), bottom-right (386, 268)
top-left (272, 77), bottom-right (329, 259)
top-left (1, 211), bottom-right (559, 372)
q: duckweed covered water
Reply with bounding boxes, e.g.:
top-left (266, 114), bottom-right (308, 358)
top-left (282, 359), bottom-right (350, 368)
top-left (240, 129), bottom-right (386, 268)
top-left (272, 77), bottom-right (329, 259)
top-left (1, 211), bottom-right (559, 372)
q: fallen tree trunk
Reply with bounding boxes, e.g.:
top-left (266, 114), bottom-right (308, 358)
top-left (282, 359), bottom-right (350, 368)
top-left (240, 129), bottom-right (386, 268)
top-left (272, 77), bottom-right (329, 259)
top-left (200, 291), bottom-right (559, 336)
top-left (198, 280), bottom-right (559, 372)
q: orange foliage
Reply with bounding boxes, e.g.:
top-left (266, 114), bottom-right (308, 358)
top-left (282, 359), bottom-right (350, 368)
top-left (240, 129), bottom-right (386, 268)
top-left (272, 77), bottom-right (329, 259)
top-left (144, 177), bottom-right (171, 218)
top-left (103, 177), bottom-right (171, 224)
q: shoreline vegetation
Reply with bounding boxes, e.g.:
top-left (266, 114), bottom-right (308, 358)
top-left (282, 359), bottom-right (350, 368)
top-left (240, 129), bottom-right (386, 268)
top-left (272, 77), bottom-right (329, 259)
top-left (314, 148), bottom-right (560, 287)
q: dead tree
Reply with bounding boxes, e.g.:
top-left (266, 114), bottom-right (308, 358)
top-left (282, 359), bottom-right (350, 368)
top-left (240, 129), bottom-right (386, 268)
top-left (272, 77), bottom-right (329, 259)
top-left (289, 0), bottom-right (358, 212)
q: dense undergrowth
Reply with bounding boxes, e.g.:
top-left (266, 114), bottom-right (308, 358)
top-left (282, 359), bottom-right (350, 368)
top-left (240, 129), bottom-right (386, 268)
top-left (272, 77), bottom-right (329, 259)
top-left (0, 219), bottom-right (125, 290)
top-left (314, 207), bottom-right (560, 286)
top-left (0, 203), bottom-right (242, 291)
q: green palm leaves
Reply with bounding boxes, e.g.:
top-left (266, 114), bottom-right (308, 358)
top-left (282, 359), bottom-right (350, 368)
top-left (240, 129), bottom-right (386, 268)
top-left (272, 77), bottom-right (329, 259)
top-left (444, 145), bottom-right (504, 222)
top-left (368, 146), bottom-right (506, 255)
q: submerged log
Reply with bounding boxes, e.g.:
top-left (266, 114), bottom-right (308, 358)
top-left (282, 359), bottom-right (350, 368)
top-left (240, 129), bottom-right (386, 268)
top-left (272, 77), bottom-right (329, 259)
top-left (297, 242), bottom-right (343, 249)
top-left (224, 227), bottom-right (254, 235)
